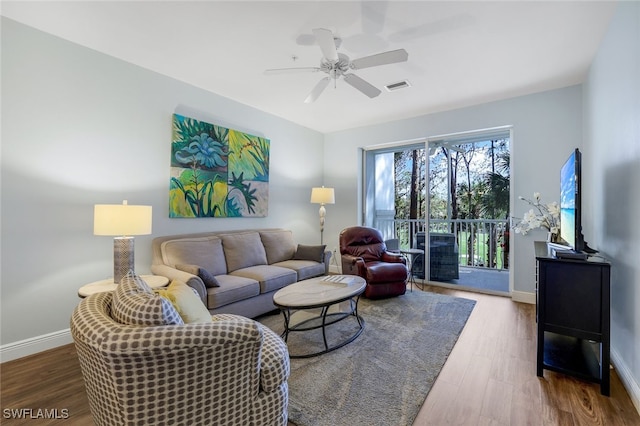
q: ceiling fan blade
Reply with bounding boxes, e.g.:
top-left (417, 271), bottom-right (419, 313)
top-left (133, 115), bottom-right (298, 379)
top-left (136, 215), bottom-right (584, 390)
top-left (343, 74), bottom-right (381, 98)
top-left (304, 77), bottom-right (330, 103)
top-left (431, 140), bottom-right (464, 152)
top-left (350, 49), bottom-right (408, 70)
top-left (264, 67), bottom-right (321, 75)
top-left (312, 28), bottom-right (339, 62)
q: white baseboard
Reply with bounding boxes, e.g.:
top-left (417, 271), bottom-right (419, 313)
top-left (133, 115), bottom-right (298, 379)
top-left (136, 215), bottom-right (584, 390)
top-left (611, 348), bottom-right (640, 415)
top-left (0, 329), bottom-right (72, 363)
top-left (511, 290), bottom-right (536, 304)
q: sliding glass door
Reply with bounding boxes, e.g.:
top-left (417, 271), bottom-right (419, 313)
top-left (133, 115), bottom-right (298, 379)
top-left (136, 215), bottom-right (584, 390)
top-left (362, 126), bottom-right (512, 294)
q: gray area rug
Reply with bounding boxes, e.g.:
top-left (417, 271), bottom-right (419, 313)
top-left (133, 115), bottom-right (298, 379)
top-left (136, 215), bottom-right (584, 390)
top-left (258, 289), bottom-right (476, 426)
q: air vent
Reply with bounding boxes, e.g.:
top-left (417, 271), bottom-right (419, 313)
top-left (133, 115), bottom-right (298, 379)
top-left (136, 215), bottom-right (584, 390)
top-left (385, 80), bottom-right (411, 92)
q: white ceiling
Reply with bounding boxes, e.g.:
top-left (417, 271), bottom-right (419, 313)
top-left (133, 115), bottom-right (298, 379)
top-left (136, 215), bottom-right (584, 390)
top-left (1, 1), bottom-right (616, 133)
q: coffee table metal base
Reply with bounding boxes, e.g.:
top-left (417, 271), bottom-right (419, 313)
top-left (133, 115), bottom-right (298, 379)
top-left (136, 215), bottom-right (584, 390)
top-left (280, 297), bottom-right (364, 358)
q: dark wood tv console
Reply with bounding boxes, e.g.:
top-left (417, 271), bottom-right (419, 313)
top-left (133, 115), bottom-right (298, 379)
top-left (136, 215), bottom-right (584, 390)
top-left (534, 241), bottom-right (611, 395)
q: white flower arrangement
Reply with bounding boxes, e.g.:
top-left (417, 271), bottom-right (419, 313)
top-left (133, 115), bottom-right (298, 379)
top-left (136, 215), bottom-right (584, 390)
top-left (513, 192), bottom-right (560, 235)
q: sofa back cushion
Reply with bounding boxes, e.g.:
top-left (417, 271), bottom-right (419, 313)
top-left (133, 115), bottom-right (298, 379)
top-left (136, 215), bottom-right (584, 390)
top-left (260, 230), bottom-right (296, 264)
top-left (340, 226), bottom-right (386, 263)
top-left (161, 236), bottom-right (227, 276)
top-left (222, 232), bottom-right (268, 272)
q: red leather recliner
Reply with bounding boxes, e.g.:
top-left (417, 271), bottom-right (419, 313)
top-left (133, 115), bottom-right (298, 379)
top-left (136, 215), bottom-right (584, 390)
top-left (339, 226), bottom-right (408, 299)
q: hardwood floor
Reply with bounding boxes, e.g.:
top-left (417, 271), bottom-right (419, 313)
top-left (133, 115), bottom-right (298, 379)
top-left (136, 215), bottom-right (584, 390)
top-left (414, 285), bottom-right (639, 426)
top-left (1, 286), bottom-right (638, 425)
top-left (1, 344), bottom-right (92, 425)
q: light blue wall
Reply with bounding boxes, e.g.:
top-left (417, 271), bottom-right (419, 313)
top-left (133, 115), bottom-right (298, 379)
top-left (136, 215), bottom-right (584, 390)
top-left (583, 1), bottom-right (640, 409)
top-left (0, 18), bottom-right (325, 348)
top-left (323, 85), bottom-right (584, 299)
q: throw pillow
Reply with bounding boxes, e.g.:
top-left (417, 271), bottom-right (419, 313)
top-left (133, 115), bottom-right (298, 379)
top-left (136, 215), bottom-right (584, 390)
top-left (175, 264), bottom-right (220, 288)
top-left (294, 244), bottom-right (326, 263)
top-left (112, 270), bottom-right (184, 326)
top-left (156, 281), bottom-right (212, 324)
top-left (119, 269), bottom-right (154, 293)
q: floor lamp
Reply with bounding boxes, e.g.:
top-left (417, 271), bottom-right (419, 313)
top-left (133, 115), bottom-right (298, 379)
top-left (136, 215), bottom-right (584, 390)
top-left (310, 186), bottom-right (335, 245)
top-left (94, 200), bottom-right (152, 283)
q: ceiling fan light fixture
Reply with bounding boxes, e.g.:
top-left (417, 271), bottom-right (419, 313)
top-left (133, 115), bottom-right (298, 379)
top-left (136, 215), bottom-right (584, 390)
top-left (267, 28), bottom-right (409, 102)
top-left (385, 80), bottom-right (411, 92)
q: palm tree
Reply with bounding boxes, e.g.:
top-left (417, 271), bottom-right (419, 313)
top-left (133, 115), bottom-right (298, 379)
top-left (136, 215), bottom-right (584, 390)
top-left (479, 142), bottom-right (510, 267)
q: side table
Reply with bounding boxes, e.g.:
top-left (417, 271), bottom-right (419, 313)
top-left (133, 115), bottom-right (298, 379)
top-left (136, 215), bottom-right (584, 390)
top-left (400, 248), bottom-right (424, 292)
top-left (78, 275), bottom-right (169, 298)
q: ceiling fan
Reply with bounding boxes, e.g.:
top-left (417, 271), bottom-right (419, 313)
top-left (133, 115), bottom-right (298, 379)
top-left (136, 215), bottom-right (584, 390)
top-left (428, 140), bottom-right (464, 156)
top-left (265, 28), bottom-right (408, 103)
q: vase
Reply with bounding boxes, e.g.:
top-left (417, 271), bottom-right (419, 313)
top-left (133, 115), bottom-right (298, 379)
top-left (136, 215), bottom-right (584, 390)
top-left (547, 232), bottom-right (561, 244)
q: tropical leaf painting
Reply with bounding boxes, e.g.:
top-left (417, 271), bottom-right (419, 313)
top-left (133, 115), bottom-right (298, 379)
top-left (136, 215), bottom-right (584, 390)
top-left (170, 114), bottom-right (269, 218)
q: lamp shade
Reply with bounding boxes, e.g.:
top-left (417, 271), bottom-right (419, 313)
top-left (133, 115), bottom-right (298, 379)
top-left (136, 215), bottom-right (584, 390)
top-left (310, 187), bottom-right (335, 204)
top-left (94, 202), bottom-right (152, 236)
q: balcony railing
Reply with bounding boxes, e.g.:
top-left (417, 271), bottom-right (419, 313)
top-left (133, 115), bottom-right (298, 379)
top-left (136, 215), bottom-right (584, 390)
top-left (375, 218), bottom-right (510, 271)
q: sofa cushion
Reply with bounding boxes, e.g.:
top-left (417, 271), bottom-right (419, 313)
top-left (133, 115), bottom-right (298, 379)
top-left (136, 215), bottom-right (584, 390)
top-left (259, 230), bottom-right (296, 264)
top-left (206, 275), bottom-right (261, 309)
top-left (155, 280), bottom-right (213, 324)
top-left (274, 259), bottom-right (326, 281)
top-left (294, 244), bottom-right (326, 263)
top-left (230, 265), bottom-right (297, 293)
top-left (161, 236), bottom-right (227, 276)
top-left (112, 271), bottom-right (184, 326)
top-left (175, 264), bottom-right (220, 288)
top-left (222, 232), bottom-right (268, 272)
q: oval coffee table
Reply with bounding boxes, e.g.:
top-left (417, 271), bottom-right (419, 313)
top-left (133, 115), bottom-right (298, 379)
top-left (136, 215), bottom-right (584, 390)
top-left (273, 274), bottom-right (366, 358)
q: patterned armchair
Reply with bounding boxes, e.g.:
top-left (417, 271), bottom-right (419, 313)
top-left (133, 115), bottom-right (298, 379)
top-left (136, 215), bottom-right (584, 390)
top-left (71, 291), bottom-right (289, 426)
top-left (339, 226), bottom-right (408, 299)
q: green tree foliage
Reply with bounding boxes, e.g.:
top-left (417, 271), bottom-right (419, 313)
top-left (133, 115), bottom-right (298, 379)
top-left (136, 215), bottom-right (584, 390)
top-left (394, 140), bottom-right (510, 221)
top-left (394, 149), bottom-right (426, 221)
top-left (391, 139), bottom-right (510, 268)
top-left (480, 145), bottom-right (510, 219)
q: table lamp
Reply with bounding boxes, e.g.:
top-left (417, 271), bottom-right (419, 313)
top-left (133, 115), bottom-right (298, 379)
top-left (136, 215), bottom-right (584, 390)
top-left (94, 200), bottom-right (152, 283)
top-left (310, 186), bottom-right (335, 245)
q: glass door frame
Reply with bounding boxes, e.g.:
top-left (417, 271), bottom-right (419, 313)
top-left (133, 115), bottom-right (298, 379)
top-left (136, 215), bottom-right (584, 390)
top-left (425, 126), bottom-right (513, 290)
top-left (360, 125), bottom-right (513, 292)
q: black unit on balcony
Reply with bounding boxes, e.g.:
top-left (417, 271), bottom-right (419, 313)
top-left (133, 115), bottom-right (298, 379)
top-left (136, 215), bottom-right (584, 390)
top-left (413, 232), bottom-right (460, 281)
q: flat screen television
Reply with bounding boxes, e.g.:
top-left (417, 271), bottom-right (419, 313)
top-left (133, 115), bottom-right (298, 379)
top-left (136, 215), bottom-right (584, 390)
top-left (559, 148), bottom-right (585, 252)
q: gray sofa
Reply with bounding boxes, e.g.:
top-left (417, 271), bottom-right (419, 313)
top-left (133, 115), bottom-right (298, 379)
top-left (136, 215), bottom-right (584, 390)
top-left (151, 229), bottom-right (330, 318)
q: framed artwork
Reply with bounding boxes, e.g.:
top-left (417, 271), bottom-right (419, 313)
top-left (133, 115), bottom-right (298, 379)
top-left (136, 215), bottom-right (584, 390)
top-left (170, 114), bottom-right (270, 218)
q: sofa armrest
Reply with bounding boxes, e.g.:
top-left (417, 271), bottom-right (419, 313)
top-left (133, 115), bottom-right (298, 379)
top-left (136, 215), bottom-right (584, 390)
top-left (340, 254), bottom-right (365, 276)
top-left (256, 323), bottom-right (290, 392)
top-left (150, 264), bottom-right (207, 303)
top-left (213, 314), bottom-right (289, 392)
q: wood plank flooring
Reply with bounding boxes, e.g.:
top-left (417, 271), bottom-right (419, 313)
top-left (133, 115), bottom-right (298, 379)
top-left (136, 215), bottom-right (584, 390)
top-left (1, 286), bottom-right (638, 425)
top-left (414, 286), bottom-right (639, 426)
